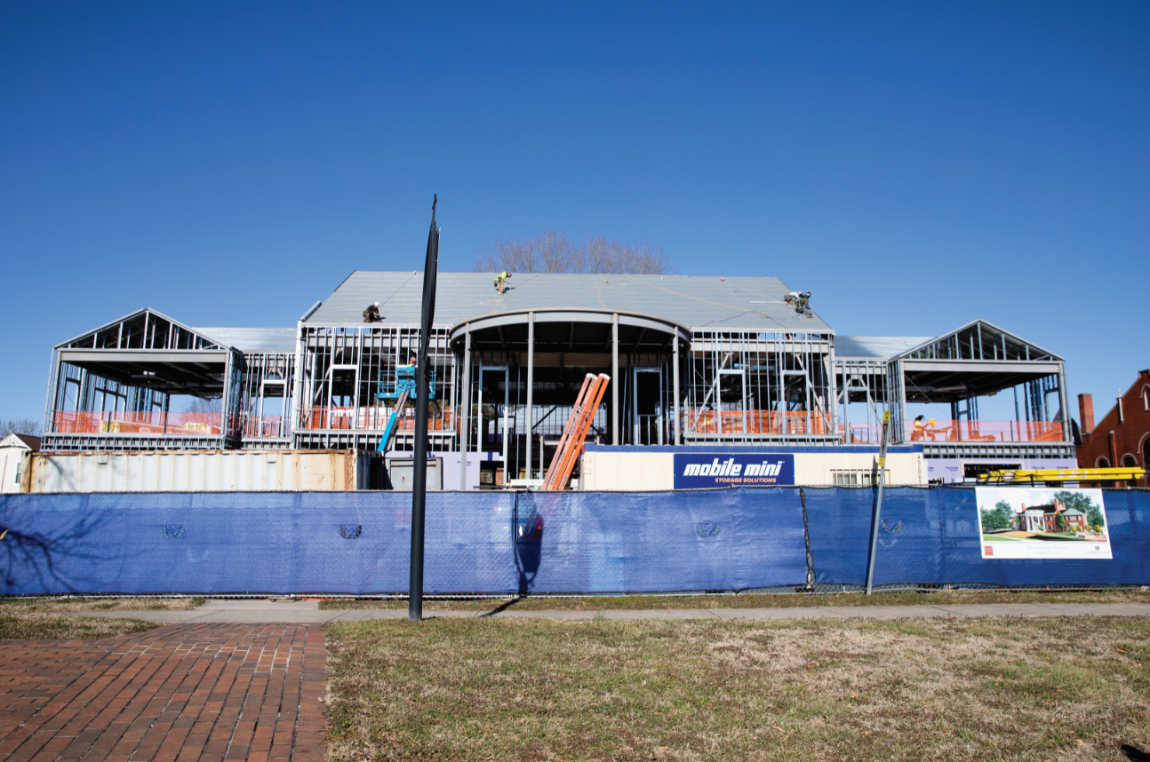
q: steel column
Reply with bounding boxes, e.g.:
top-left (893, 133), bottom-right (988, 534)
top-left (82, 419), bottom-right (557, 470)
top-left (526, 313), bottom-right (534, 481)
top-left (459, 331), bottom-right (471, 490)
top-left (1058, 363), bottom-right (1071, 443)
top-left (612, 312), bottom-right (619, 445)
top-left (673, 337), bottom-right (681, 445)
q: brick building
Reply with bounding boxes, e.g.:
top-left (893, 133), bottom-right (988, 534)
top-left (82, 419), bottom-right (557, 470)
top-left (1077, 369), bottom-right (1150, 486)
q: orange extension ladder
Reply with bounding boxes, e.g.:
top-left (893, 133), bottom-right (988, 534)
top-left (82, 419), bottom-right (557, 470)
top-left (541, 373), bottom-right (610, 491)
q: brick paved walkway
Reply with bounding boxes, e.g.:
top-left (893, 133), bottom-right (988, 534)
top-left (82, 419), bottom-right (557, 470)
top-left (0, 623), bottom-right (326, 762)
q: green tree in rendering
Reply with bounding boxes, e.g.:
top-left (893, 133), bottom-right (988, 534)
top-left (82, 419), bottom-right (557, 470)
top-left (981, 503), bottom-right (1011, 531)
top-left (1054, 490), bottom-right (1105, 529)
top-left (1086, 504), bottom-right (1105, 530)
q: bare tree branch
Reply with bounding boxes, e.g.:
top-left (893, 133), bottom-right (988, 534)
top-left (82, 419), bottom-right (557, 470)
top-left (0, 418), bottom-right (40, 438)
top-left (475, 231), bottom-right (669, 274)
top-left (183, 398), bottom-right (222, 415)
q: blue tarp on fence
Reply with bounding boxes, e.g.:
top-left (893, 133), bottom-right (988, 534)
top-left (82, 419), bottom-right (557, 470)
top-left (0, 488), bottom-right (1146, 595)
top-left (802, 488), bottom-right (1150, 588)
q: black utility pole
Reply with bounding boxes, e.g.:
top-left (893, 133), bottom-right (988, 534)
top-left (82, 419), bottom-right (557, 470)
top-left (409, 195), bottom-right (440, 622)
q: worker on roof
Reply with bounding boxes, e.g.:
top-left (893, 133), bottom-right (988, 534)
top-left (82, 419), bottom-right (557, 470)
top-left (363, 302), bottom-right (380, 323)
top-left (784, 291), bottom-right (812, 316)
top-left (494, 271), bottom-right (511, 295)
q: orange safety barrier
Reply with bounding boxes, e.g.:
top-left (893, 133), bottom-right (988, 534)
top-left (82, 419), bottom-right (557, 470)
top-left (304, 406), bottom-right (456, 432)
top-left (907, 420), bottom-right (1064, 443)
top-left (687, 410), bottom-right (832, 437)
top-left (53, 411), bottom-right (222, 436)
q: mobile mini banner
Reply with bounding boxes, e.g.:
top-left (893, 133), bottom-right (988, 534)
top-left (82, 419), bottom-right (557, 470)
top-left (673, 453), bottom-right (795, 489)
top-left (975, 487), bottom-right (1112, 560)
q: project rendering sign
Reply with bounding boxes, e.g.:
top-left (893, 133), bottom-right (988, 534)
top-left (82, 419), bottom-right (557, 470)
top-left (674, 453), bottom-right (795, 489)
top-left (975, 487), bottom-right (1111, 560)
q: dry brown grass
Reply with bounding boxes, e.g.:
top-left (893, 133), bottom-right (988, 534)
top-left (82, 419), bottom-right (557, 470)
top-left (0, 597), bottom-right (202, 638)
top-left (0, 611), bottom-right (159, 640)
top-left (316, 587), bottom-right (1150, 612)
top-left (0, 596), bottom-right (205, 613)
top-left (324, 616), bottom-right (1150, 762)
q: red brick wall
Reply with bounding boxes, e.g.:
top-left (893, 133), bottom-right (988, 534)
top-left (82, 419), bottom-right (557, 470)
top-left (1076, 369), bottom-right (1150, 486)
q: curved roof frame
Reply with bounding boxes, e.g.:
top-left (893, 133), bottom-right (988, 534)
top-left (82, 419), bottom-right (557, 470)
top-left (448, 308), bottom-right (691, 346)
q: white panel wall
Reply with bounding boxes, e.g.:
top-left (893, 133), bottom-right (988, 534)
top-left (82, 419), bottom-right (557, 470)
top-left (27, 450), bottom-right (362, 493)
top-left (579, 451), bottom-right (925, 490)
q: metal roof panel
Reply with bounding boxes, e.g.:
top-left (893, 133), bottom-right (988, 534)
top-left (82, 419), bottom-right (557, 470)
top-left (193, 328), bottom-right (298, 353)
top-left (305, 271), bottom-right (834, 333)
top-left (834, 336), bottom-right (934, 359)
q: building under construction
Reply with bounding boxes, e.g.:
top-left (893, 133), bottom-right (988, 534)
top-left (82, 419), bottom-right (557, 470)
top-left (37, 272), bottom-right (1076, 488)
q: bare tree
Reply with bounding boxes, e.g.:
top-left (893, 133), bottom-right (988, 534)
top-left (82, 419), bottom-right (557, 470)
top-left (183, 397), bottom-right (222, 415)
top-left (0, 418), bottom-right (41, 438)
top-left (476, 230), bottom-right (669, 275)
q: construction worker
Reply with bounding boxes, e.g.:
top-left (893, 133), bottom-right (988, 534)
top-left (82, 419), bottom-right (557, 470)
top-left (911, 415), bottom-right (926, 441)
top-left (363, 302), bottom-right (380, 323)
top-left (783, 291), bottom-right (812, 316)
top-left (494, 271), bottom-right (511, 295)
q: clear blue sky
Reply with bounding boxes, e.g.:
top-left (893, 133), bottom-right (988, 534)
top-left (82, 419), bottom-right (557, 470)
top-left (2, 1), bottom-right (1147, 425)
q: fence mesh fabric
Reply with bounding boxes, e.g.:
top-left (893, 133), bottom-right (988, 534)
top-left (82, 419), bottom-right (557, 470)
top-left (0, 487), bottom-right (1146, 595)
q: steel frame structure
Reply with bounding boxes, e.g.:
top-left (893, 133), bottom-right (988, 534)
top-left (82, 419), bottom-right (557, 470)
top-left (835, 321), bottom-right (1074, 460)
top-left (41, 310), bottom-right (247, 452)
top-left (39, 309), bottom-right (1073, 467)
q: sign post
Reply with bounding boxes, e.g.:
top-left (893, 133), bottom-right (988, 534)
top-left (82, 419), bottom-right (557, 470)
top-left (409, 196), bottom-right (440, 622)
top-left (865, 410), bottom-right (890, 595)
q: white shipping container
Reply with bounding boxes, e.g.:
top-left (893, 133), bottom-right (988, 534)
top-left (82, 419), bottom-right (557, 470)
top-left (25, 450), bottom-right (371, 493)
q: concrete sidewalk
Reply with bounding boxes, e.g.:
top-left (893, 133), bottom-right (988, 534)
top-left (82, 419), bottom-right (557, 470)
top-left (73, 599), bottom-right (1150, 623)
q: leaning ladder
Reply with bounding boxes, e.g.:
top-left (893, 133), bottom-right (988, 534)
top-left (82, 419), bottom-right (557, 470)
top-left (541, 373), bottom-right (610, 491)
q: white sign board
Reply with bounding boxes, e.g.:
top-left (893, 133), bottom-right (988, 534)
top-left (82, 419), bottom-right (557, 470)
top-left (975, 487), bottom-right (1111, 560)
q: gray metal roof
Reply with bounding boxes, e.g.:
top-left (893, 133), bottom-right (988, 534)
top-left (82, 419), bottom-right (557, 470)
top-left (194, 328), bottom-right (298, 353)
top-left (305, 271), bottom-right (834, 333)
top-left (834, 336), bottom-right (933, 360)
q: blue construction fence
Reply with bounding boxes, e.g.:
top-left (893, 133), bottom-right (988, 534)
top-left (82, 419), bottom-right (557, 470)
top-left (0, 488), bottom-right (1147, 596)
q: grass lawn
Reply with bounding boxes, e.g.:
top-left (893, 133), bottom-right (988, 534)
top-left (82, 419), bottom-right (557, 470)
top-left (0, 596), bottom-right (205, 613)
top-left (981, 535), bottom-right (1021, 541)
top-left (325, 616), bottom-right (1150, 762)
top-left (0, 612), bottom-right (159, 640)
top-left (0, 596), bottom-right (203, 640)
top-left (316, 588), bottom-right (1150, 612)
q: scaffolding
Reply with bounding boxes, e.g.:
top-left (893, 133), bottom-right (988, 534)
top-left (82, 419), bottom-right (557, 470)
top-left (682, 330), bottom-right (835, 444)
top-left (292, 324), bottom-right (458, 451)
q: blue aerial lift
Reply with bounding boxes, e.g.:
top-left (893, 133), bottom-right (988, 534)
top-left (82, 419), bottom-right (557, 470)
top-left (376, 363), bottom-right (436, 452)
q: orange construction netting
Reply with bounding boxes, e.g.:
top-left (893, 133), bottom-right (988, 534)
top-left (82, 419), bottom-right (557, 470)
top-left (908, 420), bottom-right (1064, 443)
top-left (304, 406), bottom-right (456, 432)
top-left (242, 416), bottom-right (285, 438)
top-left (687, 410), bottom-right (833, 437)
top-left (54, 411), bottom-right (222, 436)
